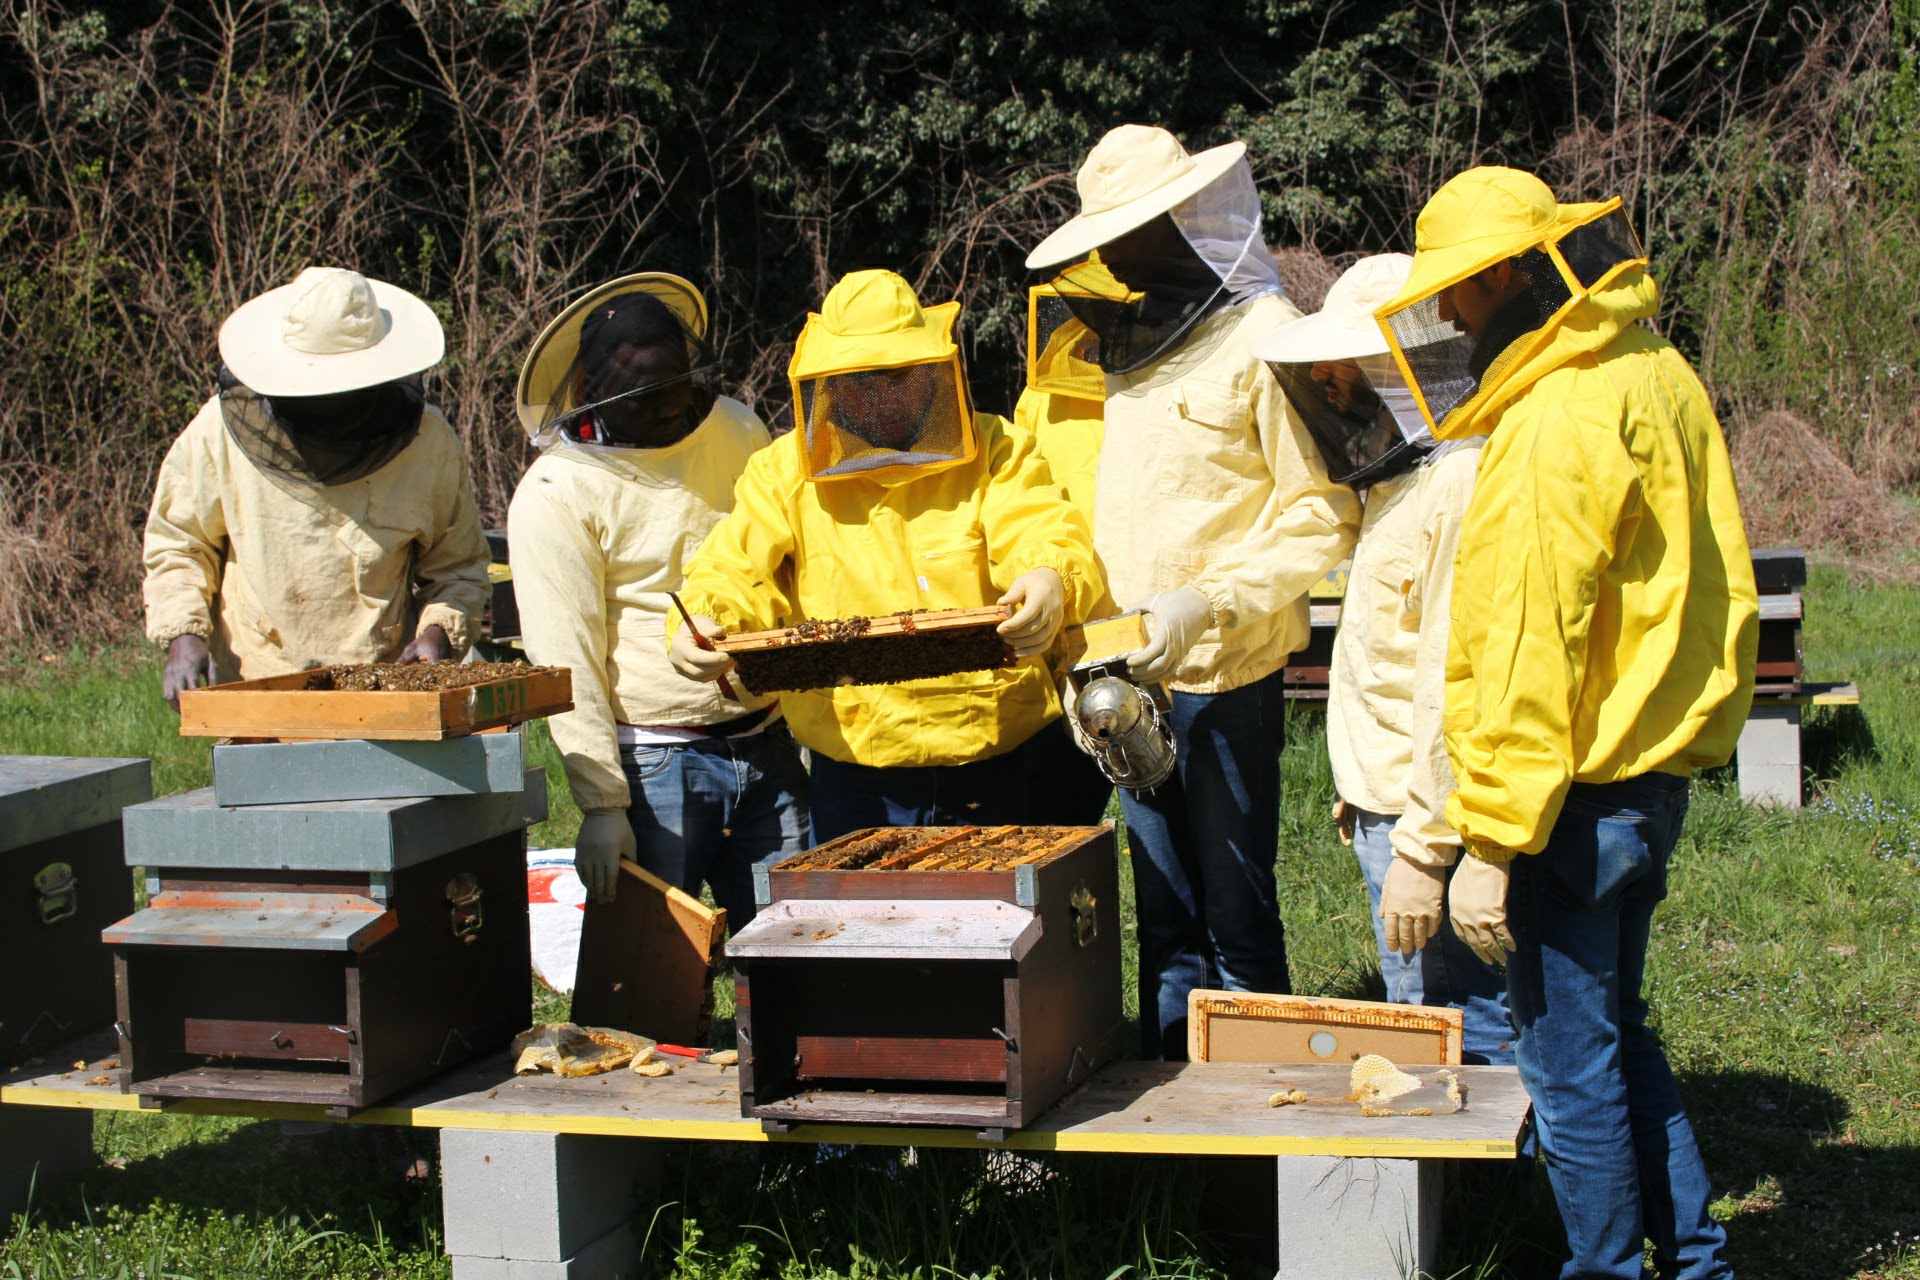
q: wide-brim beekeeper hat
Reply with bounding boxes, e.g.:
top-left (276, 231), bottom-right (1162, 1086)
top-left (516, 272), bottom-right (709, 441)
top-left (1373, 166), bottom-right (1646, 439)
top-left (218, 267), bottom-right (444, 397)
top-left (787, 269), bottom-right (975, 482)
top-left (1025, 125), bottom-right (1248, 270)
top-left (1250, 253), bottom-right (1411, 364)
top-left (1251, 253), bottom-right (1436, 487)
top-left (1381, 167), bottom-right (1616, 311)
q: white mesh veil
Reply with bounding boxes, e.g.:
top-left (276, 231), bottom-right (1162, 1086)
top-left (1168, 159), bottom-right (1285, 307)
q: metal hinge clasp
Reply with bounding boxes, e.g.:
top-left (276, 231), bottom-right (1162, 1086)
top-left (34, 863), bottom-right (78, 925)
top-left (446, 873), bottom-right (484, 942)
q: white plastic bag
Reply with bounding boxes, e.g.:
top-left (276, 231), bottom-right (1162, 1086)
top-left (526, 847), bottom-right (587, 993)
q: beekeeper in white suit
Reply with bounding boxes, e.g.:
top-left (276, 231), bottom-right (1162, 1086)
top-left (143, 267), bottom-right (490, 707)
top-left (1026, 126), bottom-right (1360, 1058)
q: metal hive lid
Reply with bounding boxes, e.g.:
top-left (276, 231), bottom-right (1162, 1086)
top-left (724, 898), bottom-right (1041, 962)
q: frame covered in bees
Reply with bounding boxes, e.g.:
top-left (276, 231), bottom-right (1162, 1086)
top-left (711, 607), bottom-right (1011, 693)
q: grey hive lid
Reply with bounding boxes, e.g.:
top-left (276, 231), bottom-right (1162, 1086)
top-left (0, 756), bottom-right (152, 855)
top-left (122, 768), bottom-right (547, 872)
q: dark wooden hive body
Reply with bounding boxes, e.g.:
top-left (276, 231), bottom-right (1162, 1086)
top-left (727, 825), bottom-right (1124, 1136)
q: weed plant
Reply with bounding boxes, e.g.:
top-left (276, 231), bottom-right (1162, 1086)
top-left (0, 566), bottom-right (1916, 1277)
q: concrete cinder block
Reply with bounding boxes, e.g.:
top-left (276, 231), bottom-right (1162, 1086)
top-left (1274, 1155), bottom-right (1441, 1280)
top-left (1737, 703), bottom-right (1803, 808)
top-left (449, 1223), bottom-right (639, 1280)
top-left (122, 770), bottom-right (547, 872)
top-left (212, 734), bottom-right (529, 807)
top-left (0, 1107), bottom-right (95, 1226)
top-left (0, 756), bottom-right (151, 855)
top-left (439, 1129), bottom-right (655, 1266)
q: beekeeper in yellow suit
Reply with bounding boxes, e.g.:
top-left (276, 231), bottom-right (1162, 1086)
top-left (143, 267), bottom-right (490, 706)
top-left (1373, 166), bottom-right (1756, 1278)
top-left (667, 269), bottom-right (1103, 842)
top-left (1027, 125), bottom-right (1360, 1059)
top-left (1012, 270), bottom-right (1116, 825)
top-left (1250, 253), bottom-right (1512, 1067)
top-left (507, 273), bottom-right (808, 911)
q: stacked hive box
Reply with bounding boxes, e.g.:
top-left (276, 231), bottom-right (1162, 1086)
top-left (106, 733), bottom-right (546, 1112)
top-left (727, 824), bottom-right (1124, 1136)
top-left (1, 756), bottom-right (151, 1066)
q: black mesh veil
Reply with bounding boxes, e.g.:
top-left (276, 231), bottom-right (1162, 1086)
top-left (1266, 360), bottom-right (1428, 488)
top-left (536, 290), bottom-right (718, 449)
top-left (1054, 216), bottom-right (1229, 375)
top-left (218, 366), bottom-right (424, 486)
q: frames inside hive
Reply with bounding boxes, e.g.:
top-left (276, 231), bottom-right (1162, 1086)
top-left (715, 608), bottom-right (1010, 694)
top-left (781, 825), bottom-right (1091, 872)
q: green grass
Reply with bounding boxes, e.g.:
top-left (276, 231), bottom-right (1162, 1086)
top-left (2, 561), bottom-right (1917, 1278)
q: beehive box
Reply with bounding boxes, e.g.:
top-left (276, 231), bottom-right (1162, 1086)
top-left (712, 607), bottom-right (1010, 693)
top-left (177, 663), bottom-right (571, 740)
top-left (0, 756), bottom-right (150, 1066)
top-left (1187, 990), bottom-right (1463, 1066)
top-left (727, 824), bottom-right (1123, 1135)
top-left (104, 775), bottom-right (544, 1110)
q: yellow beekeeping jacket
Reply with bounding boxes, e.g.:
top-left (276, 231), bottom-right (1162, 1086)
top-left (142, 396), bottom-right (490, 680)
top-left (507, 396), bottom-right (780, 813)
top-left (1327, 442), bottom-right (1483, 868)
top-left (1012, 385), bottom-right (1116, 618)
top-left (677, 412), bottom-right (1103, 767)
top-left (1440, 270), bottom-right (1759, 855)
top-left (1095, 295), bottom-right (1361, 693)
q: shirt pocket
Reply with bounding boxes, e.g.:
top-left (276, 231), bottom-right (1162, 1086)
top-left (1155, 379), bottom-right (1265, 503)
top-left (335, 486), bottom-right (429, 608)
top-left (913, 532), bottom-right (992, 609)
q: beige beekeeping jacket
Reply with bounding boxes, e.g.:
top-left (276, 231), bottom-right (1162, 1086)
top-left (1327, 441), bottom-right (1483, 868)
top-left (142, 396), bottom-right (490, 680)
top-left (506, 397), bottom-right (778, 813)
top-left (1095, 294), bottom-right (1361, 693)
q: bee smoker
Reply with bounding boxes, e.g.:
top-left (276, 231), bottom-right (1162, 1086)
top-left (1068, 657), bottom-right (1176, 791)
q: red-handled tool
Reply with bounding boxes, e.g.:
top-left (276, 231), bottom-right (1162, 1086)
top-left (668, 591), bottom-right (741, 701)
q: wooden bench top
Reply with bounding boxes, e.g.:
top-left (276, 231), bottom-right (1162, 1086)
top-left (2, 1035), bottom-right (1528, 1159)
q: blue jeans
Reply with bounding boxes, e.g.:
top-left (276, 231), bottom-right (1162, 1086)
top-left (1351, 809), bottom-right (1514, 1065)
top-left (1019, 717), bottom-right (1115, 826)
top-left (620, 722), bottom-right (810, 930)
top-left (808, 744), bottom-right (1033, 844)
top-left (1507, 773), bottom-right (1732, 1280)
top-left (1120, 670), bottom-right (1288, 1060)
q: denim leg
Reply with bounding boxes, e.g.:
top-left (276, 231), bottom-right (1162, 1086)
top-left (701, 725), bottom-right (812, 929)
top-left (621, 744), bottom-right (708, 899)
top-left (1507, 775), bottom-right (1730, 1280)
top-left (1121, 671), bottom-right (1288, 1061)
top-left (1118, 779), bottom-right (1210, 1061)
top-left (808, 749), bottom-right (1031, 844)
top-left (1020, 717), bottom-right (1115, 826)
top-left (1350, 809), bottom-right (1425, 1006)
top-left (1182, 672), bottom-right (1289, 999)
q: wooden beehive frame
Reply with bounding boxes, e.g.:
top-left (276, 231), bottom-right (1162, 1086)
top-left (711, 606), bottom-right (1010, 693)
top-left (777, 824), bottom-right (1090, 872)
top-left (177, 669), bottom-right (573, 741)
top-left (1187, 990), bottom-right (1463, 1066)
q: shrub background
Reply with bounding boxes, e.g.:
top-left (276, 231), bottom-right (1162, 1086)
top-left (2, 0), bottom-right (1916, 640)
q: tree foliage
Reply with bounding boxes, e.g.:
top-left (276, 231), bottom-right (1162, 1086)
top-left (0, 0), bottom-right (1911, 637)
